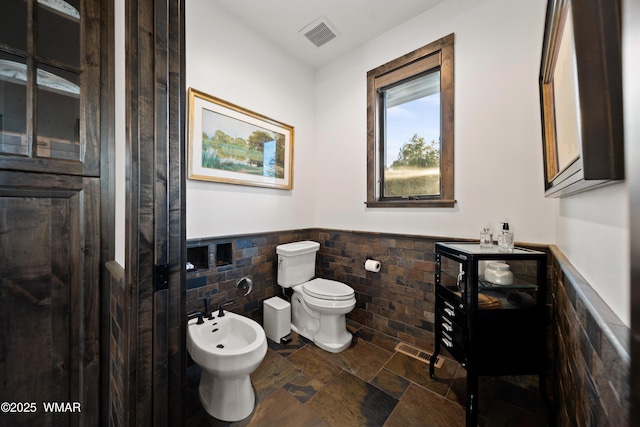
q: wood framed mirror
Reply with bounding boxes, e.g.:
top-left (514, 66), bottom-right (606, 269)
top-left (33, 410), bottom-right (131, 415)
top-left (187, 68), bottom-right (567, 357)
top-left (538, 0), bottom-right (624, 197)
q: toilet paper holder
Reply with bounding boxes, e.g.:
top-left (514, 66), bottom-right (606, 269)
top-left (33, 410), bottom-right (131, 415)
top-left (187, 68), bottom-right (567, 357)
top-left (364, 257), bottom-right (381, 273)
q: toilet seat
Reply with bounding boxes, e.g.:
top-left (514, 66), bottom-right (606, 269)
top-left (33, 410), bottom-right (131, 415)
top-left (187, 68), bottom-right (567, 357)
top-left (302, 278), bottom-right (354, 301)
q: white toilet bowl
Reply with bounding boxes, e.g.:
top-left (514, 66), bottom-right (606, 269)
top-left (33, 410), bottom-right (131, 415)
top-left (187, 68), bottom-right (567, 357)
top-left (291, 278), bottom-right (356, 353)
top-left (187, 310), bottom-right (267, 422)
top-left (276, 241), bottom-right (357, 353)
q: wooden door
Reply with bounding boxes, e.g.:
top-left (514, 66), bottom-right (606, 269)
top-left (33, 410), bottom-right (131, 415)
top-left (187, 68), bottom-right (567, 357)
top-left (0, 0), bottom-right (109, 425)
top-left (125, 0), bottom-right (186, 424)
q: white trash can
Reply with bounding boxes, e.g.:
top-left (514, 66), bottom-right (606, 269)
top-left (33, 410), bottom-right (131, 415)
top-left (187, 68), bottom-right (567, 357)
top-left (263, 296), bottom-right (291, 343)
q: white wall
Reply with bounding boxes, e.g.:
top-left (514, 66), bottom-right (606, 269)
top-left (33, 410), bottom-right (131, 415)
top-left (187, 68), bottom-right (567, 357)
top-left (314, 0), bottom-right (556, 243)
top-left (185, 0), bottom-right (317, 239)
top-left (314, 0), bottom-right (629, 326)
top-left (184, 0), bottom-right (630, 325)
top-left (555, 184), bottom-right (629, 325)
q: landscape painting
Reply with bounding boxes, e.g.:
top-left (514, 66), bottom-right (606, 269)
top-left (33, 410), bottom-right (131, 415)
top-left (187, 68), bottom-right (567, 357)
top-left (188, 88), bottom-right (294, 189)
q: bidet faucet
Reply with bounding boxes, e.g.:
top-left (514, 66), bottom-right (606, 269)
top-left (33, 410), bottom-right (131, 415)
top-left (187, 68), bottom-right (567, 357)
top-left (202, 297), bottom-right (213, 320)
top-left (217, 301), bottom-right (233, 317)
top-left (187, 311), bottom-right (204, 325)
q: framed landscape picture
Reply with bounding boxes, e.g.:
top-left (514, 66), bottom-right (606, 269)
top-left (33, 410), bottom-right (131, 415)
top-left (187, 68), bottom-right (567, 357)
top-left (188, 88), bottom-right (294, 190)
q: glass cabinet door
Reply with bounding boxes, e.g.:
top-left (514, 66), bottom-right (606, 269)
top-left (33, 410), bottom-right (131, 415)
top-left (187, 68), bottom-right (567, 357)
top-left (0, 0), bottom-right (99, 175)
top-left (438, 253), bottom-right (466, 296)
top-left (477, 258), bottom-right (540, 310)
top-left (0, 51), bottom-right (28, 156)
top-left (0, 0), bottom-right (27, 51)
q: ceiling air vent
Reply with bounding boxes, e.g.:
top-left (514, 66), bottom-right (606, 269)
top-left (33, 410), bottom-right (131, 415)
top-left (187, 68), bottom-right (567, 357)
top-left (300, 16), bottom-right (339, 48)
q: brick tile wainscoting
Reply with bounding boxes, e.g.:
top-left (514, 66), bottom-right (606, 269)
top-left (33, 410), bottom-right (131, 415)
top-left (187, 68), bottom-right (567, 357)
top-left (550, 246), bottom-right (630, 426)
top-left (184, 229), bottom-right (630, 425)
top-left (186, 229), bottom-right (452, 350)
top-left (311, 229), bottom-right (448, 350)
top-left (186, 229), bottom-right (312, 324)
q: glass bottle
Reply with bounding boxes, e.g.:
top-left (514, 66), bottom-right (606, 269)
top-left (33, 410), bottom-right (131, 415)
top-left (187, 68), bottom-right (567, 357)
top-left (480, 227), bottom-right (493, 248)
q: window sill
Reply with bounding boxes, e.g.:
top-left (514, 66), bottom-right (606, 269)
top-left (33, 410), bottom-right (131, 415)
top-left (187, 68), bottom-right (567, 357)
top-left (365, 199), bottom-right (456, 208)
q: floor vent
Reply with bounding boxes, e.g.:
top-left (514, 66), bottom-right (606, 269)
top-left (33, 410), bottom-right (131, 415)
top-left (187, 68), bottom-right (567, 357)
top-left (394, 343), bottom-right (444, 369)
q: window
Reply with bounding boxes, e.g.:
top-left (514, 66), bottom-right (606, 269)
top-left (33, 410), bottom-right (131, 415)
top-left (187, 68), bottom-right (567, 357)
top-left (366, 34), bottom-right (455, 207)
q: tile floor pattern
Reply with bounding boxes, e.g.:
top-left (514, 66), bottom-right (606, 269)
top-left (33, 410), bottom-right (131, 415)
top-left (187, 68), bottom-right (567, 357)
top-left (187, 321), bottom-right (549, 427)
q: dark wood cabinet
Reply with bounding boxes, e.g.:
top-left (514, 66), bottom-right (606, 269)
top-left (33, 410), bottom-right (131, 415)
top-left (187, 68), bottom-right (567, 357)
top-left (430, 242), bottom-right (548, 427)
top-left (0, 0), bottom-right (109, 425)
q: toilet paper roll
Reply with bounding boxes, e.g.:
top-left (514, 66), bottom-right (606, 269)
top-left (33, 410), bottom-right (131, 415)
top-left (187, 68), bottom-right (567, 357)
top-left (365, 259), bottom-right (381, 273)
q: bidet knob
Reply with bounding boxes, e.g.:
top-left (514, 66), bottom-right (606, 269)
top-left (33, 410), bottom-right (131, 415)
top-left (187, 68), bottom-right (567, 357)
top-left (188, 311), bottom-right (204, 325)
top-left (218, 301), bottom-right (233, 317)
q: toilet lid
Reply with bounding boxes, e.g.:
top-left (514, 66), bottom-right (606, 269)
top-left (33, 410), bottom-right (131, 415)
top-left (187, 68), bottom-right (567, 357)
top-left (303, 278), bottom-right (354, 301)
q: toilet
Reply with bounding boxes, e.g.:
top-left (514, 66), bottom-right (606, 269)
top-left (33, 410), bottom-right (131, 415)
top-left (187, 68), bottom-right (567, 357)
top-left (276, 241), bottom-right (356, 353)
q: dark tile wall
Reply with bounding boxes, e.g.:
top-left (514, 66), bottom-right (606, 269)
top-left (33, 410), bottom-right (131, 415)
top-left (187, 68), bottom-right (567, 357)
top-left (550, 246), bottom-right (630, 426)
top-left (185, 229), bottom-right (630, 426)
top-left (106, 261), bottom-right (127, 427)
top-left (311, 229), bottom-right (444, 350)
top-left (186, 228), bottom-right (447, 350)
top-left (186, 229), bottom-right (312, 324)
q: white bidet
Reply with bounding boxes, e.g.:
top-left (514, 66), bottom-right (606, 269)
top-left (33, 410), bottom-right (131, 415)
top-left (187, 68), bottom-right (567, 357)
top-left (187, 310), bottom-right (267, 422)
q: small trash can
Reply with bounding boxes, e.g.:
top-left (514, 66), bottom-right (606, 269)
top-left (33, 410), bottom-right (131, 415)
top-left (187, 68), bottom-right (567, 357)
top-left (263, 296), bottom-right (291, 343)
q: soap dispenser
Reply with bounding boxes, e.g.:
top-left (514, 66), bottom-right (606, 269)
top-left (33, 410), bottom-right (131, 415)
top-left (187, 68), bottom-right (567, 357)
top-left (498, 222), bottom-right (514, 251)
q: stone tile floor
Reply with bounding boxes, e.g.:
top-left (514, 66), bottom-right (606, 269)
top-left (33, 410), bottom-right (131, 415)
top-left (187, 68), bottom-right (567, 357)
top-left (187, 321), bottom-right (549, 427)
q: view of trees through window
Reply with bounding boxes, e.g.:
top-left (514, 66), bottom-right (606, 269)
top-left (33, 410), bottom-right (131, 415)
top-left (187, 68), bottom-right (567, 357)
top-left (382, 71), bottom-right (441, 198)
top-left (386, 133), bottom-right (440, 197)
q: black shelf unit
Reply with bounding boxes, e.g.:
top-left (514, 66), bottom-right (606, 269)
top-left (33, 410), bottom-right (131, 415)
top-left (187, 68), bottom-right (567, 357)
top-left (429, 242), bottom-right (549, 427)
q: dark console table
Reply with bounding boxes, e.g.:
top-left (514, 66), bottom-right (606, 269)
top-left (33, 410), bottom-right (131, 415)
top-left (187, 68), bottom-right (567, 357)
top-left (430, 242), bottom-right (549, 426)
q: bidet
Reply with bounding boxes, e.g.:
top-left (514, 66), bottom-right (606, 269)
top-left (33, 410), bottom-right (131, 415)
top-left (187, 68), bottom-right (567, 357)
top-left (187, 310), bottom-right (267, 421)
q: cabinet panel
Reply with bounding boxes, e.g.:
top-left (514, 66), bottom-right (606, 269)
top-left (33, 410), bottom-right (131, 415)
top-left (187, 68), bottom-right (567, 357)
top-left (474, 309), bottom-right (544, 376)
top-left (0, 172), bottom-right (100, 427)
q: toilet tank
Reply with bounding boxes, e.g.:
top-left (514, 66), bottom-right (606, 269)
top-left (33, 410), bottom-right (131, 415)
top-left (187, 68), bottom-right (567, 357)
top-left (276, 241), bottom-right (320, 287)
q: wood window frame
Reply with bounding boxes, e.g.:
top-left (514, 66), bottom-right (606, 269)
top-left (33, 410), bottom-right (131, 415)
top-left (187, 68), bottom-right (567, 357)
top-left (366, 33), bottom-right (455, 208)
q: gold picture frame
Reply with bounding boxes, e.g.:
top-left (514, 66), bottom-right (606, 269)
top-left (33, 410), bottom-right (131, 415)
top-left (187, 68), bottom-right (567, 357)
top-left (188, 88), bottom-right (294, 190)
